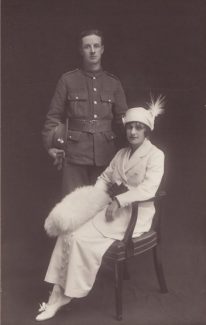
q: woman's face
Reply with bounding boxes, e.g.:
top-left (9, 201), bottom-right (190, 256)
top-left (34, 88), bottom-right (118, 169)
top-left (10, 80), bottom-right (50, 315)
top-left (126, 122), bottom-right (147, 150)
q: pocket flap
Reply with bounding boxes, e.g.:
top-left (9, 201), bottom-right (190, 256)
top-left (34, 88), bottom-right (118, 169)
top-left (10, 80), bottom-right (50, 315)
top-left (68, 90), bottom-right (88, 101)
top-left (67, 130), bottom-right (82, 142)
top-left (103, 131), bottom-right (117, 141)
top-left (100, 92), bottom-right (114, 103)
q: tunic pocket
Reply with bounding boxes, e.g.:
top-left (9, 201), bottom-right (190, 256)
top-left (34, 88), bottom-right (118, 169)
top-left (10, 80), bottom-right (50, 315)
top-left (67, 130), bottom-right (82, 142)
top-left (67, 90), bottom-right (88, 116)
top-left (100, 92), bottom-right (114, 117)
top-left (68, 90), bottom-right (88, 102)
top-left (100, 92), bottom-right (114, 104)
top-left (103, 130), bottom-right (117, 141)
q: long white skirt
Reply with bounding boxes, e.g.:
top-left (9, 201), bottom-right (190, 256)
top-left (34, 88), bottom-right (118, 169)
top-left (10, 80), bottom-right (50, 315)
top-left (44, 219), bottom-right (115, 298)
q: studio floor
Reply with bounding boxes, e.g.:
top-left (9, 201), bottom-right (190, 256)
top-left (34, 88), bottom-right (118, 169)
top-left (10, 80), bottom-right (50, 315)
top-left (2, 216), bottom-right (206, 325)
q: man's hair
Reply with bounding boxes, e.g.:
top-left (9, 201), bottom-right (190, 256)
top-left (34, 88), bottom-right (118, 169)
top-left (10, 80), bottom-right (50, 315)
top-left (79, 29), bottom-right (104, 46)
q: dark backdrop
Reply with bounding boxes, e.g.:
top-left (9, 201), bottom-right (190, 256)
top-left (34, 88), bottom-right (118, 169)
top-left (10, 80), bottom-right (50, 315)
top-left (2, 1), bottom-right (206, 324)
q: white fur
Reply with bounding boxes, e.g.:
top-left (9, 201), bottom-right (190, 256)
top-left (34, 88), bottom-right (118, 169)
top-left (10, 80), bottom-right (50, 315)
top-left (44, 185), bottom-right (110, 237)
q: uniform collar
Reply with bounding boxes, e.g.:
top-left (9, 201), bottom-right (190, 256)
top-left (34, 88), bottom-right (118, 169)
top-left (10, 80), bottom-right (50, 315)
top-left (81, 68), bottom-right (104, 78)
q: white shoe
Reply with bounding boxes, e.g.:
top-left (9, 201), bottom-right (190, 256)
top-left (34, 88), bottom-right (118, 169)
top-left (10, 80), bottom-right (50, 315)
top-left (35, 301), bottom-right (67, 321)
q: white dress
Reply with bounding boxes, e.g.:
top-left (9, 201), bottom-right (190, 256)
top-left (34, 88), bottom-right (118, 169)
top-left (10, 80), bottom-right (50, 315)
top-left (44, 139), bottom-right (164, 298)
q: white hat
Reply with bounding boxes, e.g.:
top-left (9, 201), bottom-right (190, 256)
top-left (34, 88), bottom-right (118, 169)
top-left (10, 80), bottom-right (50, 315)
top-left (122, 95), bottom-right (165, 130)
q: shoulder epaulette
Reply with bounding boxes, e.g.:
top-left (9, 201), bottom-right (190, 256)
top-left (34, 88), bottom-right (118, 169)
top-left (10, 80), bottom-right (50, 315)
top-left (104, 71), bottom-right (120, 80)
top-left (63, 69), bottom-right (79, 77)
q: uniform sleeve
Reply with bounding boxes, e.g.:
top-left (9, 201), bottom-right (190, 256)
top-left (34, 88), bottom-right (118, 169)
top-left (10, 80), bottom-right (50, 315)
top-left (42, 75), bottom-right (67, 149)
top-left (112, 80), bottom-right (128, 148)
top-left (113, 79), bottom-right (128, 123)
top-left (116, 150), bottom-right (165, 207)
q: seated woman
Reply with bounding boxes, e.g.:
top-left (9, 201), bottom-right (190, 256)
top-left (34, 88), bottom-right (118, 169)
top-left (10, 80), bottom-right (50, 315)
top-left (36, 98), bottom-right (165, 321)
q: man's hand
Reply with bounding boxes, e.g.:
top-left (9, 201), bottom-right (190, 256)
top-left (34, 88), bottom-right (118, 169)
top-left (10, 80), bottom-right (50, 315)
top-left (105, 199), bottom-right (119, 222)
top-left (48, 148), bottom-right (65, 170)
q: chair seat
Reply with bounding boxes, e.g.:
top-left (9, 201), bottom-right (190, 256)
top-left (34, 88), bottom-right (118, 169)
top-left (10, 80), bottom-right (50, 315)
top-left (104, 230), bottom-right (157, 261)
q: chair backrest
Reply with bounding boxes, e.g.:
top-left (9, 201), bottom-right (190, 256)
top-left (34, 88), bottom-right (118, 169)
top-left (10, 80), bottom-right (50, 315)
top-left (122, 187), bottom-right (166, 246)
top-left (151, 190), bottom-right (166, 242)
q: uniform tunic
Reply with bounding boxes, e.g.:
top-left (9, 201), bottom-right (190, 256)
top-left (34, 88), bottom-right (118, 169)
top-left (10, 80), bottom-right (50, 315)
top-left (44, 139), bottom-right (165, 298)
top-left (42, 69), bottom-right (128, 166)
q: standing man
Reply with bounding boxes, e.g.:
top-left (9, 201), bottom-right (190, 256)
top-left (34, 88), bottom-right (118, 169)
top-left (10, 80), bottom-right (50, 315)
top-left (42, 29), bottom-right (128, 196)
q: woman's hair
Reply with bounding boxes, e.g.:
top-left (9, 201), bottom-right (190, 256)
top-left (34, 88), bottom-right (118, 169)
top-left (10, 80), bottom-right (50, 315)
top-left (125, 122), bottom-right (151, 138)
top-left (144, 125), bottom-right (151, 138)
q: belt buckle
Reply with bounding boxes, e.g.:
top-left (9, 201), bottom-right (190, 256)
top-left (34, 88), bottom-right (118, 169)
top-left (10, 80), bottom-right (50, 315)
top-left (88, 119), bottom-right (97, 133)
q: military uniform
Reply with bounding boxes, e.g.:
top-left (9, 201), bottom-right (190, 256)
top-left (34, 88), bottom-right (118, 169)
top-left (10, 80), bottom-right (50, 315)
top-left (42, 68), bottom-right (128, 194)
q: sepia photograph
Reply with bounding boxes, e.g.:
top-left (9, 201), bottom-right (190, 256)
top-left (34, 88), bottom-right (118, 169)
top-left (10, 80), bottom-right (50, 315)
top-left (2, 0), bottom-right (206, 324)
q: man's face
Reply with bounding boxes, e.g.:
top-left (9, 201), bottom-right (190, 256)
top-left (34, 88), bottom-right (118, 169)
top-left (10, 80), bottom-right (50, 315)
top-left (80, 34), bottom-right (104, 66)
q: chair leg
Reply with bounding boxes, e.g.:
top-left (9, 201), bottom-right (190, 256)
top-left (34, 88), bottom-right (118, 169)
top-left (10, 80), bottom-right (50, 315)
top-left (114, 261), bottom-right (123, 320)
top-left (123, 260), bottom-right (130, 280)
top-left (153, 246), bottom-right (168, 293)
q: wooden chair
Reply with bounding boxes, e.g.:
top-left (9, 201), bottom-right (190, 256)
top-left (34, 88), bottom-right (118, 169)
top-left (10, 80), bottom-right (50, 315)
top-left (103, 191), bottom-right (168, 320)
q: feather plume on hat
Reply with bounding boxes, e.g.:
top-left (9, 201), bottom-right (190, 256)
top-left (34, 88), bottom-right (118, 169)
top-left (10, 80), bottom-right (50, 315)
top-left (122, 94), bottom-right (165, 130)
top-left (147, 94), bottom-right (165, 118)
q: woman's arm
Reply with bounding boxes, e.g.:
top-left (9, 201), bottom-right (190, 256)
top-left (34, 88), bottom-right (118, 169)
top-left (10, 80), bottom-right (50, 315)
top-left (115, 149), bottom-right (164, 207)
top-left (94, 150), bottom-right (122, 191)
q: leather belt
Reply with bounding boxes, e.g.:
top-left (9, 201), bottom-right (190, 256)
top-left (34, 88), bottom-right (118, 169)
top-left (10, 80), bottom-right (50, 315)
top-left (68, 119), bottom-right (112, 134)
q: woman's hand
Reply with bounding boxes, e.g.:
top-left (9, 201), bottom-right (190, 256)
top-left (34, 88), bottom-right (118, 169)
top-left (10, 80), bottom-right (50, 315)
top-left (105, 199), bottom-right (119, 222)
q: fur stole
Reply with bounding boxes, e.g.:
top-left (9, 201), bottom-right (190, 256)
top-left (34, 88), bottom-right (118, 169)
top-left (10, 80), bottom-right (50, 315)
top-left (44, 185), bottom-right (110, 237)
